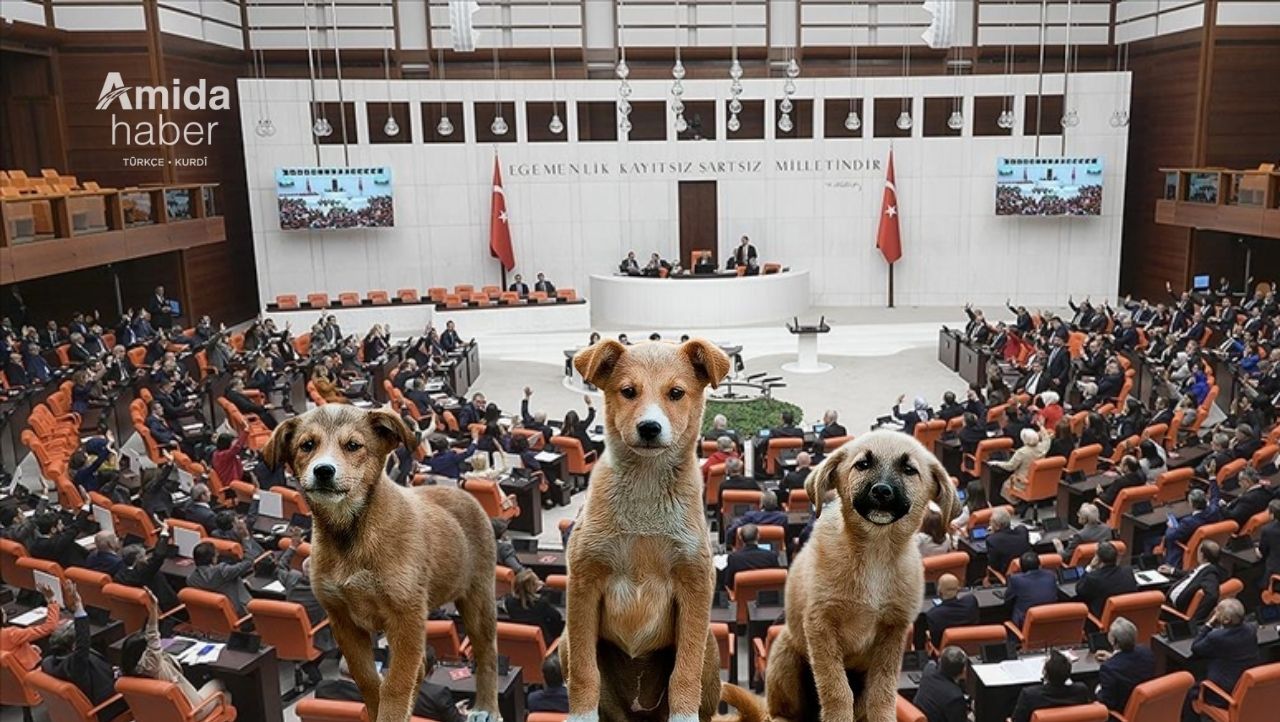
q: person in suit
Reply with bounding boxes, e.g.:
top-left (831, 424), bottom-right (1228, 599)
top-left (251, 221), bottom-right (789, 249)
top-left (181, 484), bottom-right (218, 533)
top-left (819, 409), bottom-right (847, 439)
top-left (455, 391), bottom-right (491, 429)
top-left (755, 411), bottom-right (805, 470)
top-left (3, 350), bottom-right (29, 387)
top-left (732, 235), bottom-right (758, 273)
top-left (703, 414), bottom-right (741, 447)
top-left (725, 491), bottom-right (788, 544)
top-left (186, 540), bottom-right (256, 617)
top-left (508, 273), bottom-right (530, 297)
top-left (937, 392), bottom-right (966, 421)
top-left (892, 395), bottom-right (934, 436)
top-left (1259, 499), bottom-right (1280, 594)
top-left (924, 574), bottom-right (980, 649)
top-left (516, 387), bottom-right (555, 445)
top-left (1183, 598), bottom-right (1261, 721)
top-left (778, 452), bottom-right (813, 500)
top-left (527, 654), bottom-right (569, 713)
top-left (986, 507), bottom-right (1032, 577)
top-left (1222, 467), bottom-right (1274, 526)
top-left (1045, 335), bottom-right (1072, 393)
top-left (84, 531), bottom-right (124, 576)
top-left (534, 272), bottom-right (556, 295)
top-left (42, 580), bottom-right (130, 722)
top-left (1019, 358), bottom-right (1054, 397)
top-left (492, 518), bottom-right (525, 574)
top-left (0, 583), bottom-right (61, 673)
top-left (963, 305), bottom-right (991, 345)
top-left (117, 533), bottom-right (178, 612)
top-left (723, 524), bottom-right (779, 591)
top-left (38, 320), bottom-right (64, 349)
top-left (1163, 540), bottom-right (1227, 623)
top-left (1011, 650), bottom-right (1094, 722)
top-left (144, 400), bottom-right (182, 450)
top-left (619, 251), bottom-right (641, 275)
top-left (720, 458), bottom-right (761, 492)
top-left (103, 345), bottom-right (137, 386)
top-left (439, 320), bottom-right (464, 353)
top-left (66, 332), bottom-right (93, 364)
top-left (148, 285), bottom-right (174, 330)
top-left (1052, 503), bottom-right (1115, 560)
top-left (1162, 484), bottom-right (1222, 569)
top-left (1097, 456), bottom-right (1149, 520)
top-left (559, 399), bottom-right (598, 454)
top-left (1195, 433), bottom-right (1234, 479)
top-left (1095, 616), bottom-right (1156, 713)
top-left (911, 646), bottom-right (970, 722)
top-left (1006, 551), bottom-right (1060, 627)
top-left (22, 342), bottom-right (51, 384)
top-left (225, 378), bottom-right (281, 430)
top-left (503, 569), bottom-right (564, 646)
top-left (29, 512), bottom-right (90, 569)
top-left (317, 647), bottom-right (464, 722)
top-left (1074, 541), bottom-right (1138, 618)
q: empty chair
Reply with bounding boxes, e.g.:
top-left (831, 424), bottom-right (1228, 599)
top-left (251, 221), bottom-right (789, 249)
top-left (922, 552), bottom-right (969, 583)
top-left (1191, 661), bottom-right (1280, 722)
top-left (1175, 520), bottom-right (1238, 572)
top-left (294, 698), bottom-right (439, 722)
top-left (367, 290), bottom-right (390, 305)
top-left (1004, 602), bottom-right (1088, 649)
top-left (1110, 671), bottom-right (1194, 722)
top-left (1089, 590), bottom-right (1164, 643)
top-left (395, 288), bottom-right (418, 303)
top-left (0, 649), bottom-right (43, 721)
top-left (963, 437), bottom-right (1014, 479)
top-left (496, 622), bottom-right (559, 684)
top-left (1154, 468), bottom-right (1194, 505)
top-left (114, 676), bottom-right (237, 722)
top-left (247, 599), bottom-right (330, 694)
top-left (556, 288), bottom-right (577, 302)
top-left (1065, 444), bottom-right (1103, 478)
top-left (933, 624), bottom-right (1009, 657)
top-left (63, 567), bottom-right (113, 614)
top-left (176, 588), bottom-right (249, 639)
top-left (729, 568), bottom-right (787, 624)
top-left (337, 292), bottom-right (360, 307)
top-left (1100, 486), bottom-right (1159, 530)
top-left (0, 538), bottom-right (33, 591)
top-left (550, 435), bottom-right (595, 487)
top-left (752, 625), bottom-right (784, 688)
top-left (426, 619), bottom-right (471, 662)
top-left (276, 294), bottom-right (299, 310)
top-left (306, 293), bottom-right (330, 308)
top-left (764, 437), bottom-right (805, 477)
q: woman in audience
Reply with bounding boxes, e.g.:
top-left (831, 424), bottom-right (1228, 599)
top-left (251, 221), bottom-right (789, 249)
top-left (952, 480), bottom-right (989, 535)
top-left (915, 506), bottom-right (954, 557)
top-left (701, 435), bottom-right (739, 478)
top-left (990, 427), bottom-right (1050, 508)
top-left (361, 323), bottom-right (390, 361)
top-left (986, 368), bottom-right (1011, 406)
top-left (1096, 456), bottom-right (1147, 521)
top-left (560, 396), bottom-right (598, 453)
top-left (1, 584), bottom-right (61, 672)
top-left (503, 569), bottom-right (564, 646)
top-left (1138, 439), bottom-right (1167, 481)
top-left (309, 364), bottom-right (348, 404)
top-left (120, 589), bottom-right (226, 716)
top-left (1048, 418), bottom-right (1077, 459)
top-left (1036, 391), bottom-right (1065, 430)
top-left (1080, 412), bottom-right (1114, 457)
top-left (957, 412), bottom-right (988, 457)
top-left (1115, 399), bottom-right (1149, 440)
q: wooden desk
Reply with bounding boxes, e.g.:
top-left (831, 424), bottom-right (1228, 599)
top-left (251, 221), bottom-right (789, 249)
top-left (938, 329), bottom-right (960, 371)
top-left (1057, 473), bottom-right (1112, 521)
top-left (428, 664), bottom-right (524, 722)
top-left (1119, 501), bottom-right (1192, 559)
top-left (1168, 444), bottom-right (1212, 470)
top-left (958, 342), bottom-right (990, 387)
top-left (500, 475), bottom-right (543, 536)
top-left (515, 549), bottom-right (567, 579)
top-left (1152, 624), bottom-right (1280, 675)
top-left (935, 437), bottom-right (963, 478)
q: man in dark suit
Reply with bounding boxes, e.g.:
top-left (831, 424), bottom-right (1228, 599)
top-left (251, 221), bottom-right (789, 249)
top-left (1162, 484), bottom-right (1222, 569)
top-left (534, 272), bottom-right (556, 295)
top-left (1222, 468), bottom-right (1274, 526)
top-left (38, 320), bottom-right (64, 349)
top-left (732, 235), bottom-right (758, 273)
top-left (145, 401), bottom-right (181, 450)
top-left (404, 377), bottom-right (436, 418)
top-left (1095, 617), bottom-right (1155, 713)
top-left (725, 491), bottom-right (788, 544)
top-left (911, 646), bottom-right (969, 722)
top-left (527, 654), bottom-right (569, 713)
top-left (29, 512), bottom-right (91, 569)
top-left (619, 251), bottom-right (641, 275)
top-left (1075, 541), bottom-right (1138, 618)
top-left (1163, 540), bottom-right (1227, 623)
top-left (66, 333), bottom-right (94, 364)
top-left (1011, 651), bottom-right (1094, 722)
top-left (723, 524), bottom-right (778, 591)
top-left (778, 452), bottom-right (813, 500)
top-left (439, 320), bottom-right (463, 353)
top-left (316, 646), bottom-right (463, 722)
top-left (1006, 551), bottom-right (1060, 627)
top-left (520, 387), bottom-right (555, 445)
top-left (720, 458), bottom-right (761, 493)
top-left (181, 484), bottom-right (219, 534)
top-left (225, 378), bottom-right (280, 430)
top-left (42, 581), bottom-right (129, 722)
top-left (1260, 500), bottom-right (1280, 594)
top-left (1045, 335), bottom-right (1071, 393)
top-left (1018, 358), bottom-right (1053, 397)
top-left (116, 532), bottom-right (178, 612)
top-left (819, 409), bottom-right (847, 439)
top-left (148, 285), bottom-right (175, 330)
top-left (508, 274), bottom-right (530, 297)
top-left (924, 574), bottom-right (980, 649)
top-left (103, 345), bottom-right (136, 386)
top-left (186, 540), bottom-right (256, 616)
top-left (703, 414), bottom-right (741, 447)
top-left (986, 507), bottom-right (1032, 578)
top-left (1183, 598), bottom-right (1261, 721)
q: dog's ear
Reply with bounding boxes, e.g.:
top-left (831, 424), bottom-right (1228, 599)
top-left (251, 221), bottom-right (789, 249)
top-left (262, 416), bottom-right (300, 472)
top-left (367, 409), bottom-right (417, 454)
top-left (574, 339), bottom-right (627, 388)
top-left (806, 447), bottom-right (847, 515)
top-left (681, 338), bottom-right (732, 389)
top-left (926, 453), bottom-right (959, 526)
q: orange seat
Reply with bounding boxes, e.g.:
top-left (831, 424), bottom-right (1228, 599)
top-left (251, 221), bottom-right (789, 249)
top-left (443, 294), bottom-right (464, 309)
top-left (367, 290), bottom-right (390, 305)
top-left (785, 488), bottom-right (811, 512)
top-left (426, 619), bottom-right (471, 663)
top-left (705, 462), bottom-right (727, 508)
top-left (1163, 578), bottom-right (1245, 625)
top-left (1177, 520), bottom-right (1238, 571)
top-left (480, 285), bottom-right (501, 300)
top-left (1004, 602), bottom-right (1088, 649)
top-left (922, 552), bottom-right (970, 583)
top-left (1192, 661), bottom-right (1280, 722)
top-left (495, 622), bottom-right (559, 684)
top-left (824, 435), bottom-right (854, 451)
top-left (528, 714), bottom-right (568, 722)
top-left (276, 294), bottom-right (299, 310)
top-left (1154, 468), bottom-right (1194, 505)
top-left (495, 565), bottom-right (516, 597)
top-left (710, 622), bottom-right (735, 674)
top-left (913, 420), bottom-right (946, 452)
top-left (0, 538), bottom-right (32, 591)
top-left (16, 557), bottom-right (64, 594)
top-left (963, 437), bottom-right (1014, 479)
top-left (0, 649), bottom-right (42, 711)
top-left (1030, 703), bottom-right (1109, 722)
top-left (103, 582), bottom-right (183, 635)
top-left (765, 437), bottom-right (804, 477)
top-left (897, 695), bottom-right (927, 722)
top-left (176, 588), bottom-right (250, 639)
top-left (994, 553), bottom-right (1064, 584)
top-left (1008, 456), bottom-right (1067, 506)
top-left (733, 524), bottom-right (785, 551)
top-left (64, 567), bottom-right (113, 614)
top-left (550, 435), bottom-right (596, 484)
top-left (111, 504), bottom-right (159, 547)
top-left (545, 573), bottom-right (568, 591)
top-left (752, 624), bottom-right (783, 686)
top-left (337, 292), bottom-right (359, 307)
top-left (1101, 485), bottom-right (1159, 531)
top-left (395, 288), bottom-right (419, 303)
top-left (460, 478), bottom-right (519, 520)
top-left (1066, 541), bottom-right (1127, 569)
top-left (499, 291), bottom-right (522, 305)
top-left (114, 676), bottom-right (238, 722)
top-left (720, 490), bottom-right (764, 524)
top-left (1238, 510), bottom-right (1270, 539)
top-left (1250, 443), bottom-right (1278, 470)
top-left (966, 505), bottom-right (1014, 533)
top-left (294, 698), bottom-right (440, 722)
top-left (1112, 671), bottom-right (1195, 722)
top-left (427, 287), bottom-right (447, 303)
top-left (556, 288), bottom-right (577, 303)
top-left (453, 284), bottom-right (474, 296)
top-left (24, 669), bottom-right (128, 722)
top-left (1065, 444), bottom-right (1102, 478)
top-left (933, 624), bottom-right (1009, 657)
top-left (247, 599), bottom-right (329, 666)
top-left (729, 568), bottom-right (788, 624)
top-left (306, 293), bottom-right (330, 308)
top-left (276, 538), bottom-right (312, 570)
top-left (1089, 590), bottom-right (1164, 643)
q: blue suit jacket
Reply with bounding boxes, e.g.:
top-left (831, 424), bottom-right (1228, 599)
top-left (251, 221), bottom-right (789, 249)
top-left (1006, 568), bottom-right (1059, 627)
top-left (1191, 623), bottom-right (1261, 694)
top-left (1164, 483), bottom-right (1222, 568)
top-left (1098, 645), bottom-right (1155, 712)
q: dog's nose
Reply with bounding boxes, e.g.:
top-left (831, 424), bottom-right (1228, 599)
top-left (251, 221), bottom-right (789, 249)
top-left (869, 482), bottom-right (895, 504)
top-left (312, 463), bottom-right (336, 484)
top-left (636, 420), bottom-right (663, 441)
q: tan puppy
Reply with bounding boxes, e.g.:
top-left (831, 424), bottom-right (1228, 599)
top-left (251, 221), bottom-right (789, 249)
top-left (262, 405), bottom-right (499, 722)
top-left (766, 431), bottom-right (958, 722)
top-left (561, 339), bottom-right (731, 722)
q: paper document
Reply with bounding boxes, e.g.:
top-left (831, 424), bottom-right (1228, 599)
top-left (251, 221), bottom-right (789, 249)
top-left (9, 607), bottom-right (50, 627)
top-left (93, 504), bottom-right (114, 534)
top-left (534, 451), bottom-right (561, 463)
top-left (262, 580), bottom-right (286, 594)
top-left (173, 527), bottom-right (202, 558)
top-left (32, 570), bottom-right (64, 607)
top-left (258, 490), bottom-right (283, 519)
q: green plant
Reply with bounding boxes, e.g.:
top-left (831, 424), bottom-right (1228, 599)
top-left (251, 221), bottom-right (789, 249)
top-left (702, 397), bottom-right (804, 438)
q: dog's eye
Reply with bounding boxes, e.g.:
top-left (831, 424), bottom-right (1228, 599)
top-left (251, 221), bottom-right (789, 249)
top-left (853, 456), bottom-right (873, 471)
top-left (902, 462), bottom-right (919, 476)
top-left (344, 441), bottom-right (363, 452)
top-left (299, 440), bottom-right (316, 453)
top-left (667, 388), bottom-right (685, 401)
top-left (620, 386), bottom-right (637, 399)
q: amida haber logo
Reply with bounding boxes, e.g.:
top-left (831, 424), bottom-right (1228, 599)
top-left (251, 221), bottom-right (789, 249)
top-left (99, 72), bottom-right (231, 147)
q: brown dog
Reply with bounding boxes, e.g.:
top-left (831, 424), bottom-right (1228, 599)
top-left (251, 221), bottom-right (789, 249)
top-left (262, 405), bottom-right (500, 722)
top-left (560, 339), bottom-right (731, 722)
top-left (766, 431), bottom-right (958, 722)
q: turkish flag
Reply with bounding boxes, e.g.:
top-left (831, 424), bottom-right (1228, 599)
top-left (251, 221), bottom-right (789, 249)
top-left (876, 150), bottom-right (902, 264)
top-left (489, 156), bottom-right (515, 271)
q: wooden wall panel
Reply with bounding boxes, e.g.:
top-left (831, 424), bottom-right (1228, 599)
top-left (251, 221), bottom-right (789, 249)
top-left (0, 51), bottom-right (64, 173)
top-left (1202, 28), bottom-right (1280, 169)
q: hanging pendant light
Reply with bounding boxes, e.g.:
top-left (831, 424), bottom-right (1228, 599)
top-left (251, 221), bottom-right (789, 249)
top-left (1060, 110), bottom-right (1079, 128)
top-left (779, 97), bottom-right (793, 114)
top-left (302, 0), bottom-right (329, 138)
top-left (1111, 40), bottom-right (1130, 129)
top-left (547, 1), bottom-right (563, 135)
top-left (380, 8), bottom-right (398, 137)
top-left (549, 113), bottom-right (564, 135)
top-left (489, 45), bottom-right (507, 136)
top-left (729, 98), bottom-right (743, 115)
top-left (727, 115), bottom-right (741, 132)
top-left (672, 0), bottom-right (687, 133)
top-left (436, 49), bottom-right (454, 136)
top-left (896, 29), bottom-right (912, 132)
top-left (383, 116), bottom-right (400, 136)
top-left (1061, 0), bottom-right (1078, 131)
top-left (896, 111), bottom-right (913, 131)
top-left (786, 57), bottom-right (800, 78)
top-left (844, 111), bottom-right (861, 131)
top-left (778, 113), bottom-right (793, 133)
top-left (727, 0), bottom-right (742, 133)
top-left (437, 115), bottom-right (455, 136)
top-left (617, 0), bottom-right (631, 132)
top-left (491, 114), bottom-right (509, 135)
top-left (947, 111), bottom-right (964, 130)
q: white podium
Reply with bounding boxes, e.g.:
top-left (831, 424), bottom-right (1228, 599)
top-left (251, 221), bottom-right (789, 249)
top-left (781, 319), bottom-right (832, 374)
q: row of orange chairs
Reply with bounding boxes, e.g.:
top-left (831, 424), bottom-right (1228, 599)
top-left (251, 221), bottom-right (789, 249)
top-left (274, 285), bottom-right (581, 311)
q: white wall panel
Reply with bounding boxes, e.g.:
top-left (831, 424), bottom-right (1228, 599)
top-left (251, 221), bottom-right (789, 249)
top-left (1217, 0), bottom-right (1280, 24)
top-left (54, 4), bottom-right (146, 31)
top-left (0, 0), bottom-right (47, 26)
top-left (241, 73), bottom-right (1129, 309)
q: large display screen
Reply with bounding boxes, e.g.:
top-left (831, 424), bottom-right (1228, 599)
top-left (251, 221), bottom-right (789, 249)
top-left (996, 157), bottom-right (1103, 216)
top-left (275, 167), bottom-right (394, 230)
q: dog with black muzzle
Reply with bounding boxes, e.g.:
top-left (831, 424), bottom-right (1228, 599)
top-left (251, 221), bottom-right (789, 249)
top-left (262, 405), bottom-right (500, 722)
top-left (765, 431), bottom-right (958, 722)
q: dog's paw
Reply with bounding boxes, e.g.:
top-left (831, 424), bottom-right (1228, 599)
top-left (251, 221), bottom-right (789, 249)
top-left (566, 712), bottom-right (600, 722)
top-left (465, 711), bottom-right (499, 722)
top-left (669, 714), bottom-right (700, 722)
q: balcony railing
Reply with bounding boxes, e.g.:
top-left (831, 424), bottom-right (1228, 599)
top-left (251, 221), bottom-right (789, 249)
top-left (1156, 166), bottom-right (1280, 239)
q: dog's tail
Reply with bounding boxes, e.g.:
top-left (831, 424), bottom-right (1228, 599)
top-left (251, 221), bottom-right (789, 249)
top-left (712, 682), bottom-right (769, 722)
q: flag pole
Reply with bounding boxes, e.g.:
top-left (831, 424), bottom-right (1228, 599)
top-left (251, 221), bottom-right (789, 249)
top-left (494, 145), bottom-right (508, 290)
top-left (888, 263), bottom-right (895, 308)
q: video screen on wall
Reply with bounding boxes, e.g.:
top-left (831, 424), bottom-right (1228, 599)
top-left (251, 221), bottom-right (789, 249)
top-left (995, 157), bottom-right (1103, 216)
top-left (275, 167), bottom-right (394, 230)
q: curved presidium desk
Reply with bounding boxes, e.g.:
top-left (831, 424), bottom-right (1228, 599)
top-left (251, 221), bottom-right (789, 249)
top-left (589, 270), bottom-right (810, 329)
